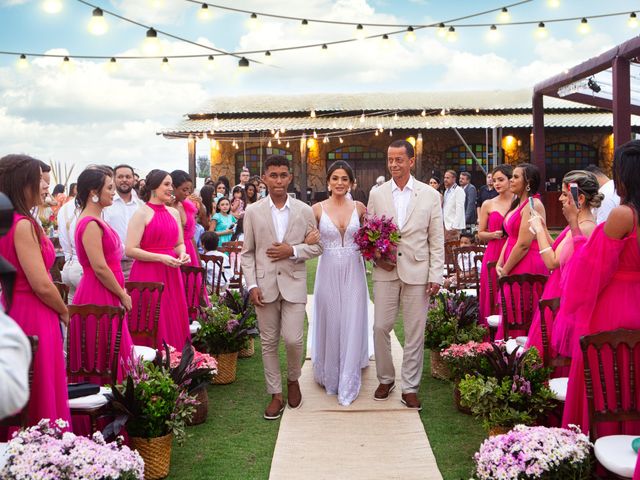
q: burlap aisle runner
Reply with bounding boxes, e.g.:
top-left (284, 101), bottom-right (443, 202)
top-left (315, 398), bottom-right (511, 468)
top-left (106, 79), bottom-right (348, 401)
top-left (269, 297), bottom-right (443, 480)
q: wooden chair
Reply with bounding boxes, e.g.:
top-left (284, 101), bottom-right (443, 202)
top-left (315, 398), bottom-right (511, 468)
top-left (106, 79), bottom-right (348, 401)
top-left (443, 239), bottom-right (460, 278)
top-left (66, 304), bottom-right (125, 434)
top-left (125, 281), bottom-right (164, 360)
top-left (485, 261), bottom-right (500, 340)
top-left (54, 281), bottom-right (70, 304)
top-left (452, 245), bottom-right (486, 297)
top-left (538, 298), bottom-right (571, 370)
top-left (180, 266), bottom-right (206, 319)
top-left (200, 253), bottom-right (226, 297)
top-left (498, 273), bottom-right (547, 342)
top-left (581, 329), bottom-right (640, 478)
top-left (0, 336), bottom-right (38, 428)
top-left (219, 240), bottom-right (243, 289)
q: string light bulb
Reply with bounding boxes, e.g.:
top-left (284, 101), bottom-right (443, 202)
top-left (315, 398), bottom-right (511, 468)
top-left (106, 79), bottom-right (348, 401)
top-left (578, 18), bottom-right (590, 34)
top-left (267, 140), bottom-right (272, 147)
top-left (535, 21), bottom-right (548, 39)
top-left (421, 109), bottom-right (426, 117)
top-left (375, 130), bottom-right (379, 136)
top-left (487, 24), bottom-right (500, 42)
top-left (161, 57), bottom-right (170, 72)
top-left (323, 135), bottom-right (329, 144)
top-left (355, 23), bottom-right (365, 40)
top-left (310, 109), bottom-right (316, 118)
top-left (629, 12), bottom-right (638, 28)
top-left (238, 57), bottom-right (249, 68)
top-left (198, 3), bottom-right (212, 21)
top-left (393, 112), bottom-right (399, 121)
top-left (360, 112), bottom-right (365, 123)
top-left (207, 55), bottom-right (215, 69)
top-left (61, 56), bottom-right (72, 72)
top-left (143, 28), bottom-right (160, 56)
top-left (43, 0), bottom-right (62, 14)
top-left (286, 141), bottom-right (290, 148)
top-left (547, 0), bottom-right (560, 7)
top-left (404, 26), bottom-right (416, 43)
top-left (321, 44), bottom-right (328, 52)
top-left (264, 50), bottom-right (272, 64)
top-left (313, 130), bottom-right (318, 139)
top-left (389, 130), bottom-right (393, 136)
top-left (88, 8), bottom-right (108, 36)
top-left (17, 54), bottom-right (28, 70)
top-left (499, 7), bottom-right (510, 22)
top-left (301, 19), bottom-right (309, 26)
top-left (437, 23), bottom-right (446, 37)
top-left (247, 12), bottom-right (259, 30)
top-left (339, 137), bottom-right (344, 144)
top-left (446, 26), bottom-right (457, 42)
top-left (107, 57), bottom-right (117, 73)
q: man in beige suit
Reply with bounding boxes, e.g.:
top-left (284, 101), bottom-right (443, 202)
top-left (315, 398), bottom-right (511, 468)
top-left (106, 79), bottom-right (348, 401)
top-left (242, 155), bottom-right (322, 420)
top-left (367, 140), bottom-right (444, 410)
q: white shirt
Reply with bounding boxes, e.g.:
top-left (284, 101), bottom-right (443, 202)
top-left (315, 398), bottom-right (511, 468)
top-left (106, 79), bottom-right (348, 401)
top-left (270, 195), bottom-right (292, 243)
top-left (0, 309), bottom-right (30, 419)
top-left (594, 179), bottom-right (621, 224)
top-left (103, 190), bottom-right (143, 251)
top-left (443, 184), bottom-right (466, 230)
top-left (201, 250), bottom-right (231, 288)
top-left (391, 176), bottom-right (414, 230)
top-left (56, 199), bottom-right (80, 263)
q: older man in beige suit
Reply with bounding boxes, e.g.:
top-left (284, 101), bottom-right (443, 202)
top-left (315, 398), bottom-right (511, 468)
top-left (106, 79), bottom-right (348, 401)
top-left (242, 155), bottom-right (322, 420)
top-left (367, 139), bottom-right (444, 410)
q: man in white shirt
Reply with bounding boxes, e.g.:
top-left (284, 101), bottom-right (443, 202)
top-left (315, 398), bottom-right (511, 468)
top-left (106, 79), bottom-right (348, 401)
top-left (233, 167), bottom-right (251, 191)
top-left (442, 170), bottom-right (466, 240)
top-left (585, 164), bottom-right (620, 224)
top-left (57, 193), bottom-right (82, 301)
top-left (103, 164), bottom-right (142, 279)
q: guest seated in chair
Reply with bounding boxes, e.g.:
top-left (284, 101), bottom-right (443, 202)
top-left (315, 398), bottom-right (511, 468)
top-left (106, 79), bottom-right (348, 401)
top-left (200, 232), bottom-right (231, 293)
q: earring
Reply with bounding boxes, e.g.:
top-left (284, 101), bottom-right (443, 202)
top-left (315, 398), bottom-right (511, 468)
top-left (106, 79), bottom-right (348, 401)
top-left (327, 186), bottom-right (331, 192)
top-left (526, 185), bottom-right (531, 192)
top-left (91, 194), bottom-right (99, 203)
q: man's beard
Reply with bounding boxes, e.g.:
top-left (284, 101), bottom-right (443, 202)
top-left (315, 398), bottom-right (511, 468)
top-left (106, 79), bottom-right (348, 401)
top-left (117, 184), bottom-right (132, 194)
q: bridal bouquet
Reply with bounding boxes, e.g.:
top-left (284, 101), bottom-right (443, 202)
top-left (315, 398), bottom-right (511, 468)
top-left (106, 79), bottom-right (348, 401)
top-left (354, 215), bottom-right (400, 269)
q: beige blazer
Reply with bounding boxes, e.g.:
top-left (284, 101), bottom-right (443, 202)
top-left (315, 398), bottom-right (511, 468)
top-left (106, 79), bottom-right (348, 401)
top-left (367, 179), bottom-right (444, 286)
top-left (241, 197), bottom-right (322, 304)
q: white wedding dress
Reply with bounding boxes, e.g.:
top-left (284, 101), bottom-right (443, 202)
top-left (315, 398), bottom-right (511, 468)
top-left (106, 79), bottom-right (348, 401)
top-left (311, 204), bottom-right (369, 406)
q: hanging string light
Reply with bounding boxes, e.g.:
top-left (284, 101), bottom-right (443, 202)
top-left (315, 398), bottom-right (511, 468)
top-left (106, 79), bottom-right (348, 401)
top-left (421, 109), bottom-right (426, 117)
top-left (286, 141), bottom-right (290, 148)
top-left (359, 112), bottom-right (365, 123)
top-left (487, 24), bottom-right (500, 42)
top-left (547, 0), bottom-right (560, 7)
top-left (339, 137), bottom-right (344, 144)
top-left (238, 57), bottom-right (249, 67)
top-left (629, 12), bottom-right (638, 28)
top-left (247, 12), bottom-right (259, 29)
top-left (107, 57), bottom-right (117, 73)
top-left (393, 112), bottom-right (399, 121)
top-left (313, 130), bottom-right (318, 139)
top-left (207, 55), bottom-right (215, 69)
top-left (43, 0), bottom-right (62, 14)
top-left (267, 140), bottom-right (272, 147)
top-left (61, 56), bottom-right (72, 72)
top-left (437, 23), bottom-right (447, 37)
top-left (321, 44), bottom-right (328, 52)
top-left (446, 26), bottom-right (458, 42)
top-left (143, 28), bottom-right (160, 56)
top-left (578, 17), bottom-right (590, 34)
top-left (355, 24), bottom-right (365, 40)
top-left (88, 8), bottom-right (108, 36)
top-left (310, 109), bottom-right (316, 118)
top-left (374, 130), bottom-right (379, 136)
top-left (198, 3), bottom-right (212, 21)
top-left (161, 57), bottom-right (170, 72)
top-left (17, 54), bottom-right (28, 70)
top-left (323, 135), bottom-right (329, 144)
top-left (499, 7), bottom-right (510, 22)
top-left (404, 26), bottom-right (416, 43)
top-left (535, 21), bottom-right (548, 38)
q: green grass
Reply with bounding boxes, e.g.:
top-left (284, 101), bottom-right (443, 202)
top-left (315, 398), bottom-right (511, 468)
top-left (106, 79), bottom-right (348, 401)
top-left (169, 258), bottom-right (486, 480)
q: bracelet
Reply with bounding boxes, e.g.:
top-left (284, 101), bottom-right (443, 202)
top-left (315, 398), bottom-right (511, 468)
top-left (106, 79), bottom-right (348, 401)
top-left (539, 247), bottom-right (552, 254)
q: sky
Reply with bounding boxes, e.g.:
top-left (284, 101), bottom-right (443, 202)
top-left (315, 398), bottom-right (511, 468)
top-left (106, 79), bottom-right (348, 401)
top-left (0, 0), bottom-right (639, 184)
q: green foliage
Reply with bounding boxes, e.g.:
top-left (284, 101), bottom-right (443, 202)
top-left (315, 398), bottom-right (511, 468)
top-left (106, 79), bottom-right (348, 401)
top-left (197, 155), bottom-right (210, 178)
top-left (424, 291), bottom-right (486, 351)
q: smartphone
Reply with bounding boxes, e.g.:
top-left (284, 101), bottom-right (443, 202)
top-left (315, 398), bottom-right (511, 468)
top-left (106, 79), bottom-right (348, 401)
top-left (528, 196), bottom-right (535, 214)
top-left (569, 182), bottom-right (580, 209)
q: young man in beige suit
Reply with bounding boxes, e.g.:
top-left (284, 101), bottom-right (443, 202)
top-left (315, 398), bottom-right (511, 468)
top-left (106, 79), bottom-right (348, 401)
top-left (367, 139), bottom-right (444, 410)
top-left (242, 155), bottom-right (323, 420)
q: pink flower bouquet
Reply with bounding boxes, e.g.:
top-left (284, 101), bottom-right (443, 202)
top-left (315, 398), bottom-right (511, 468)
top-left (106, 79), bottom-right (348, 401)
top-left (354, 214), bottom-right (400, 270)
top-left (440, 341), bottom-right (493, 380)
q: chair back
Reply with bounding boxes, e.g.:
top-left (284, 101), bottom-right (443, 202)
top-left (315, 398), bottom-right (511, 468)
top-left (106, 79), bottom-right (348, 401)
top-left (452, 245), bottom-right (485, 296)
top-left (219, 240), bottom-right (243, 289)
top-left (200, 253), bottom-right (226, 297)
top-left (498, 273), bottom-right (547, 339)
top-left (486, 262), bottom-right (498, 315)
top-left (180, 266), bottom-right (206, 318)
top-left (444, 240), bottom-right (460, 277)
top-left (54, 281), bottom-right (70, 304)
top-left (125, 281), bottom-right (164, 342)
top-left (66, 304), bottom-right (125, 385)
top-left (538, 297), bottom-right (571, 369)
top-left (580, 328), bottom-right (640, 441)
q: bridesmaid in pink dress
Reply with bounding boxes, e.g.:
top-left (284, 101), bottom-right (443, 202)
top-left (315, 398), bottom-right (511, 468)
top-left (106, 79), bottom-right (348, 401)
top-left (496, 163), bottom-right (549, 339)
top-left (526, 170), bottom-right (599, 362)
top-left (0, 154), bottom-right (70, 428)
top-left (71, 166), bottom-right (134, 383)
top-left (125, 169), bottom-right (191, 350)
top-left (561, 141), bottom-right (640, 436)
top-left (477, 165), bottom-right (513, 325)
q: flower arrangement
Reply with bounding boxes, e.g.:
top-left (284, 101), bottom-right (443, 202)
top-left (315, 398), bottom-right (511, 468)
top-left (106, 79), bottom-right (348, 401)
top-left (157, 341), bottom-right (218, 394)
top-left (1, 419), bottom-right (144, 480)
top-left (194, 302), bottom-right (258, 355)
top-left (458, 344), bottom-right (555, 430)
top-left (440, 341), bottom-right (493, 380)
top-left (353, 214), bottom-right (400, 267)
top-left (472, 424), bottom-right (593, 479)
top-left (424, 290), bottom-right (485, 351)
top-left (217, 289), bottom-right (259, 348)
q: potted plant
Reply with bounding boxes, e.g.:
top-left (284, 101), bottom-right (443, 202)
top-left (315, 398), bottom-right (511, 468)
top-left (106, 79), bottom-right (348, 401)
top-left (156, 341), bottom-right (218, 426)
top-left (1, 418), bottom-right (144, 479)
top-left (424, 290), bottom-right (486, 379)
top-left (458, 344), bottom-right (555, 435)
top-left (218, 289), bottom-right (259, 358)
top-left (194, 302), bottom-right (258, 384)
top-left (105, 359), bottom-right (197, 480)
top-left (472, 424), bottom-right (593, 479)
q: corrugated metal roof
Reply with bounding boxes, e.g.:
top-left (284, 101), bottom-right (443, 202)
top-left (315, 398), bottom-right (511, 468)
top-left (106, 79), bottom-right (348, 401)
top-left (187, 89), bottom-right (590, 116)
top-left (161, 112), bottom-right (638, 137)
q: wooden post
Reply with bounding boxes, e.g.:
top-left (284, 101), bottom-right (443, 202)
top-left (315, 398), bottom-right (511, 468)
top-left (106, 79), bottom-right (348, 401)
top-left (300, 134), bottom-right (308, 202)
top-left (188, 135), bottom-right (196, 182)
top-left (613, 56), bottom-right (631, 148)
top-left (531, 93), bottom-right (546, 192)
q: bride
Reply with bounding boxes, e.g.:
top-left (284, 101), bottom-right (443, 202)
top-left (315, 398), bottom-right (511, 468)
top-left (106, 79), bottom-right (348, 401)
top-left (311, 160), bottom-right (369, 406)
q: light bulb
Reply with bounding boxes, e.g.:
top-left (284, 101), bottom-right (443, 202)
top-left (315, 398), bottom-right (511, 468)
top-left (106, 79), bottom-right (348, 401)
top-left (207, 55), bottom-right (215, 70)
top-left (313, 130), bottom-right (318, 139)
top-left (197, 3), bottom-right (212, 21)
top-left (437, 23), bottom-right (446, 37)
top-left (17, 54), bottom-right (28, 70)
top-left (535, 22), bottom-right (548, 39)
top-left (404, 26), bottom-right (416, 43)
top-left (393, 112), bottom-right (399, 121)
top-left (88, 8), bottom-right (108, 36)
top-left (360, 112), bottom-right (365, 123)
top-left (547, 0), bottom-right (560, 7)
top-left (107, 57), bottom-right (117, 73)
top-left (264, 51), bottom-right (272, 64)
top-left (446, 26), bottom-right (457, 42)
top-left (238, 57), bottom-right (249, 68)
top-left (267, 140), bottom-right (272, 147)
top-left (629, 12), bottom-right (638, 29)
top-left (310, 109), bottom-right (316, 118)
top-left (43, 0), bottom-right (62, 14)
top-left (355, 24), bottom-right (365, 41)
top-left (486, 24), bottom-right (500, 42)
top-left (286, 141), bottom-right (290, 148)
top-left (321, 44), bottom-right (328, 53)
top-left (499, 7), bottom-right (510, 23)
top-left (161, 57), bottom-right (170, 72)
top-left (339, 137), bottom-right (343, 143)
top-left (381, 34), bottom-right (390, 48)
top-left (578, 18), bottom-right (590, 35)
top-left (143, 28), bottom-right (160, 56)
top-left (61, 56), bottom-right (72, 72)
top-left (247, 13), bottom-right (259, 30)
top-left (323, 135), bottom-right (329, 144)
top-left (375, 130), bottom-right (379, 136)
top-left (389, 130), bottom-right (393, 136)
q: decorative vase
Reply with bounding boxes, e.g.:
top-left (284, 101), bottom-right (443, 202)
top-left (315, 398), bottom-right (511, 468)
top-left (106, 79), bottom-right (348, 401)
top-left (238, 337), bottom-right (255, 358)
top-left (130, 433), bottom-right (173, 480)
top-left (187, 388), bottom-right (209, 426)
top-left (430, 350), bottom-right (451, 380)
top-left (453, 382), bottom-right (472, 415)
top-left (212, 351), bottom-right (238, 384)
top-left (488, 426), bottom-right (511, 437)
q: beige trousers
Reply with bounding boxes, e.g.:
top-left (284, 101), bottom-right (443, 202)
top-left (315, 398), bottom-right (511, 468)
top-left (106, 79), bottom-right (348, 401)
top-left (255, 294), bottom-right (306, 394)
top-left (373, 280), bottom-right (429, 394)
top-left (61, 259), bottom-right (83, 303)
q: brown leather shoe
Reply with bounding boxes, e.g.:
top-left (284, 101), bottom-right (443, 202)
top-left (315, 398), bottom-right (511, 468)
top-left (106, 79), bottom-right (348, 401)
top-left (287, 380), bottom-right (302, 409)
top-left (373, 382), bottom-right (395, 401)
top-left (401, 392), bottom-right (422, 411)
top-left (263, 395), bottom-right (285, 420)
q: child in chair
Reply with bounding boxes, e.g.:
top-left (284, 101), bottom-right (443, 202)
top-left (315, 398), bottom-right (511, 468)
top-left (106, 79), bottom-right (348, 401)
top-left (200, 231), bottom-right (231, 292)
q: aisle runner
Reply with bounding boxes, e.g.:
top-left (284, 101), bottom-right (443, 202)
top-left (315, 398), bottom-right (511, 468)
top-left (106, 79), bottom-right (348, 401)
top-left (269, 296), bottom-right (443, 480)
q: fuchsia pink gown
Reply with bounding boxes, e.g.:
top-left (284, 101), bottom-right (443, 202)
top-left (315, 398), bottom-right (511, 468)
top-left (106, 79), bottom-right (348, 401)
top-left (479, 210), bottom-right (507, 325)
top-left (71, 217), bottom-right (134, 383)
top-left (128, 202), bottom-right (191, 350)
top-left (560, 208), bottom-right (640, 435)
top-left (182, 199), bottom-right (209, 313)
top-left (0, 214), bottom-right (70, 427)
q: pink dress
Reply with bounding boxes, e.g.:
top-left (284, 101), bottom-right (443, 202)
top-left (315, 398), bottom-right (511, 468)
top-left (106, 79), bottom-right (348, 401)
top-left (634, 452), bottom-right (640, 480)
top-left (0, 214), bottom-right (70, 427)
top-left (478, 210), bottom-right (506, 324)
top-left (71, 217), bottom-right (134, 383)
top-left (182, 199), bottom-right (209, 313)
top-left (496, 201), bottom-right (549, 339)
top-left (128, 203), bottom-right (191, 350)
top-left (561, 210), bottom-right (640, 435)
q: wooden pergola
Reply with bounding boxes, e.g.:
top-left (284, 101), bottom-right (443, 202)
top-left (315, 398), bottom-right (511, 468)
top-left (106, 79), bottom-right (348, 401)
top-left (533, 35), bottom-right (640, 189)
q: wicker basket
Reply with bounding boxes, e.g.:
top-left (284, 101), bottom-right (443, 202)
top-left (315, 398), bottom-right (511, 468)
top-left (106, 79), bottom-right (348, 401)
top-left (488, 426), bottom-right (511, 437)
top-left (430, 350), bottom-right (451, 380)
top-left (211, 351), bottom-right (238, 384)
top-left (453, 383), bottom-right (472, 415)
top-left (130, 433), bottom-right (173, 480)
top-left (238, 337), bottom-right (255, 358)
top-left (187, 388), bottom-right (208, 426)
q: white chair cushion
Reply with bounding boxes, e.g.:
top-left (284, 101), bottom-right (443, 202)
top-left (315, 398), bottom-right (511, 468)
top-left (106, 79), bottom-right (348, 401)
top-left (549, 377), bottom-right (568, 402)
top-left (133, 345), bottom-right (156, 362)
top-left (69, 386), bottom-right (111, 409)
top-left (190, 321), bottom-right (201, 335)
top-left (515, 336), bottom-right (528, 346)
top-left (594, 435), bottom-right (638, 478)
top-left (486, 315), bottom-right (501, 328)
top-left (0, 442), bottom-right (8, 471)
top-left (505, 339), bottom-right (519, 355)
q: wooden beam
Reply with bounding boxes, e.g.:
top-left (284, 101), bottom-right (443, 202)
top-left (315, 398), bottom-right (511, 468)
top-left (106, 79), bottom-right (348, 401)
top-left (532, 92), bottom-right (546, 192)
top-left (613, 56), bottom-right (631, 148)
top-left (188, 137), bottom-right (196, 182)
top-left (550, 92), bottom-right (640, 116)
